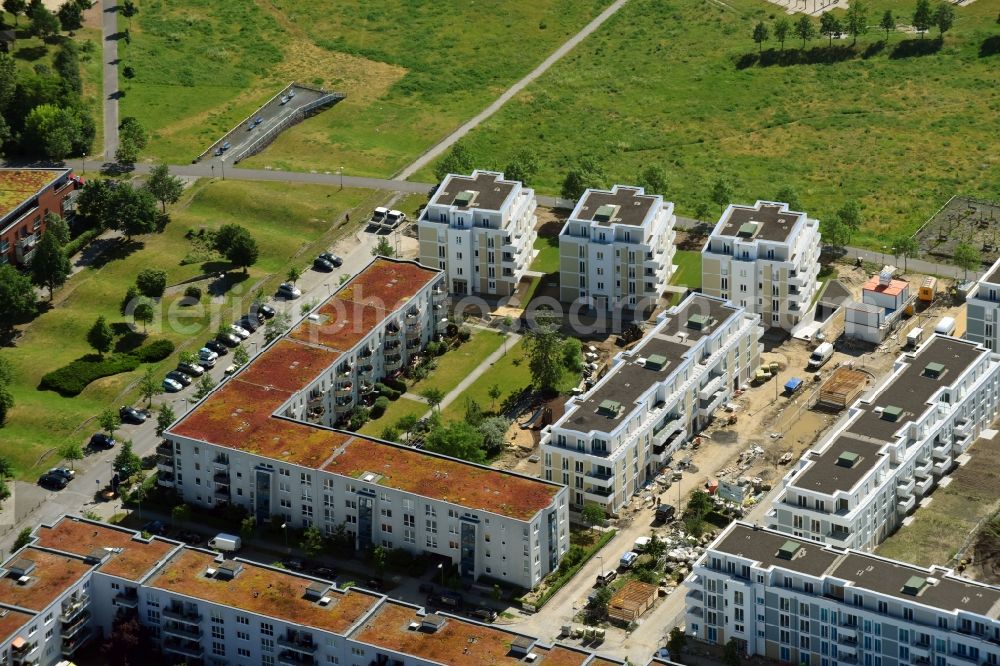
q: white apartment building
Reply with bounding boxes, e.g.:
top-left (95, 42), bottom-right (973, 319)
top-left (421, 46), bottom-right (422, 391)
top-left (559, 185), bottom-right (677, 310)
top-left (541, 294), bottom-right (762, 514)
top-left (0, 516), bottom-right (632, 666)
top-left (687, 521), bottom-right (1000, 666)
top-left (162, 258), bottom-right (569, 590)
top-left (418, 170), bottom-right (537, 296)
top-left (767, 334), bottom-right (1000, 550)
top-left (966, 256), bottom-right (1000, 351)
top-left (701, 200), bottom-right (822, 330)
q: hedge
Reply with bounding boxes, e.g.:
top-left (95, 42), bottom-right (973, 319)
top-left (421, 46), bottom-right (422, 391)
top-left (63, 227), bottom-right (102, 258)
top-left (384, 377), bottom-right (406, 393)
top-left (371, 396), bottom-right (390, 418)
top-left (39, 338), bottom-right (176, 396)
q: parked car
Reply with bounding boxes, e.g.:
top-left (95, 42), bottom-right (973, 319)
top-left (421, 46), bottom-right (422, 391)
top-left (595, 570), bottom-right (618, 587)
top-left (619, 551), bottom-right (639, 569)
top-left (223, 364), bottom-right (237, 376)
top-left (287, 89), bottom-right (295, 99)
top-left (89, 433), bottom-right (116, 449)
top-left (229, 324), bottom-right (250, 340)
top-left (279, 95), bottom-right (289, 105)
top-left (177, 362), bottom-right (205, 377)
top-left (470, 608), bottom-right (497, 623)
top-left (48, 467), bottom-right (75, 482)
top-left (198, 355), bottom-right (216, 369)
top-left (313, 566), bottom-right (336, 579)
top-left (142, 520), bottom-right (166, 536)
top-left (199, 347), bottom-right (219, 362)
top-left (119, 405), bottom-right (146, 424)
top-left (222, 140), bottom-right (231, 151)
top-left (214, 147), bottom-right (223, 157)
top-left (204, 339), bottom-right (228, 356)
top-left (38, 472), bottom-right (68, 490)
top-left (238, 315), bottom-right (260, 333)
top-left (163, 377), bottom-right (183, 393)
top-left (277, 283), bottom-right (301, 299)
top-left (166, 370), bottom-right (193, 386)
top-left (177, 530), bottom-right (202, 545)
top-left (653, 647), bottom-right (673, 661)
top-left (254, 116), bottom-right (263, 126)
top-left (313, 257), bottom-right (334, 272)
top-left (256, 303), bottom-right (276, 319)
top-left (318, 252), bottom-right (342, 267)
top-left (217, 332), bottom-right (241, 348)
top-left (284, 559), bottom-right (304, 571)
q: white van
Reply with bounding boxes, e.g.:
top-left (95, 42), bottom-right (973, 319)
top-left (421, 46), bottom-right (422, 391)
top-left (807, 342), bottom-right (834, 371)
top-left (208, 533), bottom-right (242, 552)
top-left (934, 317), bottom-right (956, 336)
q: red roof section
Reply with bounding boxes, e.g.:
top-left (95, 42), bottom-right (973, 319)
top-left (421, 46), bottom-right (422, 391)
top-left (862, 276), bottom-right (908, 297)
top-left (238, 339), bottom-right (341, 393)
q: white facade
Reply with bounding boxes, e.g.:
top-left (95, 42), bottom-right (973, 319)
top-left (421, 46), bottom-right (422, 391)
top-left (418, 170), bottom-right (537, 297)
top-left (559, 185), bottom-right (677, 310)
top-left (687, 522), bottom-right (1000, 665)
top-left (767, 335), bottom-right (1000, 550)
top-left (701, 200), bottom-right (822, 330)
top-left (541, 294), bottom-right (762, 514)
top-left (967, 256), bottom-right (1000, 351)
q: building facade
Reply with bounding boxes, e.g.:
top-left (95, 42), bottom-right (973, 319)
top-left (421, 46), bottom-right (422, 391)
top-left (558, 185), bottom-right (677, 310)
top-left (687, 522), bottom-right (1000, 666)
top-left (0, 168), bottom-right (80, 267)
top-left (966, 256), bottom-right (1000, 351)
top-left (701, 201), bottom-right (822, 330)
top-left (417, 170), bottom-right (537, 297)
top-left (767, 335), bottom-right (1000, 550)
top-left (162, 258), bottom-right (569, 590)
top-left (541, 294), bottom-right (762, 514)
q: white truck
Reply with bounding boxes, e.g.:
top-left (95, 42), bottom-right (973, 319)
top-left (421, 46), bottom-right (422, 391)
top-left (934, 317), bottom-right (956, 336)
top-left (208, 533), bottom-right (242, 552)
top-left (906, 327), bottom-right (924, 349)
top-left (807, 342), bottom-right (834, 371)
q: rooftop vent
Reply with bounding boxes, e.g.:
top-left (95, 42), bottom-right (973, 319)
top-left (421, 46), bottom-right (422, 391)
top-left (85, 548), bottom-right (110, 564)
top-left (510, 636), bottom-right (536, 655)
top-left (688, 314), bottom-right (711, 331)
top-left (594, 204), bottom-right (619, 224)
top-left (454, 190), bottom-right (477, 207)
top-left (407, 622), bottom-right (421, 631)
top-left (422, 614), bottom-right (447, 632)
top-left (901, 575), bottom-right (928, 596)
top-left (597, 400), bottom-right (622, 417)
top-left (923, 362), bottom-right (944, 379)
top-left (737, 222), bottom-right (759, 238)
top-left (881, 405), bottom-right (903, 422)
top-left (645, 354), bottom-right (668, 371)
top-left (777, 540), bottom-right (802, 560)
top-left (305, 581), bottom-right (330, 600)
top-left (837, 451), bottom-right (861, 468)
top-left (215, 562), bottom-right (243, 581)
top-left (7, 559), bottom-right (35, 578)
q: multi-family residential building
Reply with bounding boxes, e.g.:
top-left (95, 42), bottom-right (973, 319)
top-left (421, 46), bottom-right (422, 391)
top-left (0, 515), bottom-right (636, 666)
top-left (966, 256), bottom-right (1000, 351)
top-left (0, 168), bottom-right (81, 266)
top-left (417, 170), bottom-right (537, 296)
top-left (162, 258), bottom-right (569, 589)
top-left (540, 294), bottom-right (762, 514)
top-left (701, 200), bottom-right (822, 331)
top-left (687, 521), bottom-right (1000, 665)
top-left (767, 334), bottom-right (1000, 550)
top-left (558, 185), bottom-right (677, 310)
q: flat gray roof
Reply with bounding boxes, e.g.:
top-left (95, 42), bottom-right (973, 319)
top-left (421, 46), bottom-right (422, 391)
top-left (430, 171), bottom-right (516, 212)
top-left (791, 336), bottom-right (985, 495)
top-left (562, 296), bottom-right (739, 434)
top-left (572, 187), bottom-right (658, 227)
top-left (714, 523), bottom-right (842, 577)
top-left (984, 257), bottom-right (1000, 286)
top-left (716, 202), bottom-right (802, 243)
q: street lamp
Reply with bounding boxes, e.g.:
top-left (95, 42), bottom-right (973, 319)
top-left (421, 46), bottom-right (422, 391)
top-left (437, 562), bottom-right (444, 587)
top-left (221, 157), bottom-right (226, 181)
top-left (211, 164), bottom-right (215, 179)
top-left (82, 152), bottom-right (86, 175)
top-left (281, 522), bottom-right (288, 551)
top-left (339, 166), bottom-right (344, 191)
top-left (597, 555), bottom-right (604, 577)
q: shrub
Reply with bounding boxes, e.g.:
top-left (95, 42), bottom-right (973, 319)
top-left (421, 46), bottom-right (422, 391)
top-left (384, 377), bottom-right (407, 393)
top-left (372, 396), bottom-right (390, 418)
top-left (40, 354), bottom-right (141, 396)
top-left (425, 340), bottom-right (445, 357)
top-left (62, 227), bottom-right (101, 258)
top-left (136, 268), bottom-right (168, 298)
top-left (457, 326), bottom-right (472, 342)
top-left (132, 339), bottom-right (175, 362)
top-left (183, 285), bottom-right (202, 301)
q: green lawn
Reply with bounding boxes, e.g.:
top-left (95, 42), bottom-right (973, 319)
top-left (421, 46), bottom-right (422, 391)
top-left (357, 398), bottom-right (428, 437)
top-left (0, 179), bottom-right (378, 478)
top-left (529, 234), bottom-right (560, 274)
top-left (670, 250), bottom-right (702, 290)
top-left (120, 0), bottom-right (610, 171)
top-left (427, 0), bottom-right (1000, 249)
top-left (409, 331), bottom-right (505, 397)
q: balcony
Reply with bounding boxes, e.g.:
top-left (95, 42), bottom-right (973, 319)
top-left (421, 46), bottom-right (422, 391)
top-left (914, 474), bottom-right (934, 497)
top-left (914, 458), bottom-right (933, 478)
top-left (358, 363), bottom-right (374, 377)
top-left (162, 622), bottom-right (203, 641)
top-left (113, 591), bottom-right (139, 608)
top-left (360, 382), bottom-right (376, 394)
top-left (61, 629), bottom-right (92, 657)
top-left (932, 442), bottom-right (951, 460)
top-left (954, 419), bottom-right (972, 439)
top-left (162, 638), bottom-right (204, 659)
top-left (837, 634), bottom-right (858, 647)
top-left (406, 324), bottom-right (422, 339)
top-left (334, 398), bottom-right (354, 414)
top-left (277, 635), bottom-right (318, 654)
top-left (685, 588), bottom-right (703, 601)
top-left (583, 486), bottom-right (614, 504)
top-left (60, 595), bottom-right (90, 623)
top-left (698, 389), bottom-right (726, 416)
top-left (335, 382), bottom-right (353, 396)
top-left (827, 527), bottom-right (851, 547)
top-left (337, 363), bottom-right (353, 377)
top-left (585, 470), bottom-right (614, 487)
top-left (385, 354), bottom-right (402, 371)
top-left (162, 607), bottom-right (202, 624)
top-left (156, 443), bottom-right (174, 456)
top-left (836, 654), bottom-right (858, 665)
top-left (213, 454), bottom-right (230, 468)
top-left (686, 605), bottom-right (703, 617)
top-left (156, 455), bottom-right (174, 473)
top-left (953, 432), bottom-right (973, 455)
top-left (277, 651), bottom-right (316, 666)
top-left (385, 324), bottom-right (402, 338)
top-left (11, 641), bottom-right (38, 666)
top-left (157, 472), bottom-right (175, 487)
top-left (213, 471), bottom-right (229, 484)
top-left (214, 486), bottom-right (230, 499)
top-left (897, 494), bottom-right (916, 515)
top-left (896, 476), bottom-right (915, 497)
top-left (932, 458), bottom-right (951, 477)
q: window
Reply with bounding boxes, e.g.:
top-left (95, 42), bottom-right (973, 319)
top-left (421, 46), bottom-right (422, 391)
top-left (261, 622), bottom-right (274, 636)
top-left (238, 648), bottom-right (251, 658)
top-left (237, 631), bottom-right (249, 641)
top-left (212, 641), bottom-right (225, 656)
top-left (211, 625), bottom-right (225, 639)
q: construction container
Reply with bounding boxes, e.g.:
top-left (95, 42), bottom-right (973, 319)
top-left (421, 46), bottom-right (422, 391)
top-left (919, 277), bottom-right (937, 302)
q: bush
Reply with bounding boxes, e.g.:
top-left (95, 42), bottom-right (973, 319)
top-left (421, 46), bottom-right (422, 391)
top-left (457, 326), bottom-right (472, 342)
top-left (372, 396), bottom-right (390, 418)
top-left (40, 354), bottom-right (141, 396)
top-left (136, 268), bottom-right (168, 298)
top-left (384, 377), bottom-right (406, 393)
top-left (183, 285), bottom-right (202, 301)
top-left (62, 227), bottom-right (101, 258)
top-left (132, 339), bottom-right (175, 362)
top-left (425, 340), bottom-right (446, 357)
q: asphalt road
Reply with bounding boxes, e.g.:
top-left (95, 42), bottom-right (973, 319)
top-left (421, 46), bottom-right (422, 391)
top-left (101, 0), bottom-right (119, 159)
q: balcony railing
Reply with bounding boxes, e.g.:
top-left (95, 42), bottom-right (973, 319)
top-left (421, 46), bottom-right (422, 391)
top-left (162, 607), bottom-right (202, 624)
top-left (277, 635), bottom-right (318, 654)
top-left (156, 443), bottom-right (174, 456)
top-left (61, 611), bottom-right (91, 640)
top-left (113, 591), bottom-right (139, 608)
top-left (60, 594), bottom-right (90, 623)
top-left (277, 650), bottom-right (316, 665)
top-left (162, 622), bottom-right (203, 641)
top-left (162, 638), bottom-right (204, 658)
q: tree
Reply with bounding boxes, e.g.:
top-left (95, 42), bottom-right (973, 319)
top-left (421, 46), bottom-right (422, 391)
top-left (13, 527), bottom-right (32, 551)
top-left (44, 213), bottom-right (70, 246)
top-left (285, 266), bottom-right (302, 285)
top-left (487, 383), bottom-right (503, 410)
top-left (433, 144), bottom-right (474, 181)
top-left (119, 284), bottom-right (140, 316)
top-left (156, 403), bottom-right (176, 436)
top-left (86, 315), bottom-right (114, 357)
top-left (300, 525), bottom-right (325, 558)
top-left (264, 311), bottom-right (292, 343)
top-left (56, 1), bottom-right (82, 30)
top-left (116, 116), bottom-right (147, 164)
top-left (240, 515), bottom-right (256, 539)
top-left (22, 103), bottom-right (89, 160)
top-left (774, 17), bottom-right (791, 50)
top-left (774, 185), bottom-right (801, 211)
top-left (582, 502), bottom-right (605, 529)
top-left (503, 149), bottom-right (539, 184)
top-left (836, 200), bottom-right (863, 240)
top-left (421, 387), bottom-right (445, 412)
top-left (637, 164), bottom-right (668, 194)
top-left (879, 9), bottom-right (896, 40)
top-left (424, 421), bottom-right (486, 463)
top-left (113, 440), bottom-right (141, 479)
top-left (585, 585), bottom-right (612, 622)
top-left (845, 0), bottom-right (868, 45)
top-left (4, 0), bottom-right (27, 25)
top-left (371, 544), bottom-right (387, 576)
top-left (380, 425), bottom-right (400, 442)
top-left (120, 0), bottom-right (137, 19)
top-left (934, 1), bottom-right (954, 37)
top-left (171, 503), bottom-right (191, 527)
top-left (667, 627), bottom-right (687, 659)
top-left (722, 638), bottom-right (742, 666)
top-left (913, 0), bottom-right (932, 38)
top-left (820, 12), bottom-right (842, 46)
top-left (478, 416), bottom-right (509, 456)
top-left (29, 230), bottom-right (70, 300)
top-left (75, 180), bottom-right (113, 229)
top-left (463, 397), bottom-right (484, 427)
top-left (0, 385), bottom-right (11, 426)
top-left (711, 177), bottom-right (733, 209)
top-left (193, 373), bottom-right (216, 399)
top-left (135, 268), bottom-right (167, 298)
top-left (561, 156), bottom-right (607, 200)
top-left (954, 243), bottom-right (981, 280)
top-left (372, 236), bottom-right (394, 257)
top-left (106, 184), bottom-right (158, 239)
top-left (28, 3), bottom-right (59, 38)
top-left (0, 456), bottom-right (13, 478)
top-left (524, 316), bottom-right (564, 393)
top-left (52, 40), bottom-right (81, 96)
top-left (562, 337), bottom-right (583, 373)
top-left (891, 234), bottom-right (919, 271)
top-left (215, 225), bottom-right (258, 273)
top-left (138, 367), bottom-right (161, 408)
top-left (60, 441), bottom-right (84, 470)
top-left (144, 163), bottom-right (183, 212)
top-left (0, 265), bottom-right (36, 333)
top-left (794, 14), bottom-right (816, 48)
top-left (233, 345), bottom-right (250, 367)
top-left (100, 615), bottom-right (149, 666)
top-left (396, 413), bottom-right (419, 441)
top-left (132, 298), bottom-right (156, 333)
top-left (752, 21), bottom-right (769, 52)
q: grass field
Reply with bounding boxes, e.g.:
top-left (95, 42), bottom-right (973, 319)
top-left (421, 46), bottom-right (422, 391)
top-left (530, 234), bottom-right (560, 274)
top-left (670, 250), bottom-right (702, 290)
top-left (0, 179), bottom-right (377, 478)
top-left (120, 0), bottom-right (609, 171)
top-left (876, 435), bottom-right (1000, 567)
top-left (429, 0), bottom-right (1000, 249)
top-left (409, 331), bottom-right (505, 397)
top-left (356, 398), bottom-right (428, 437)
